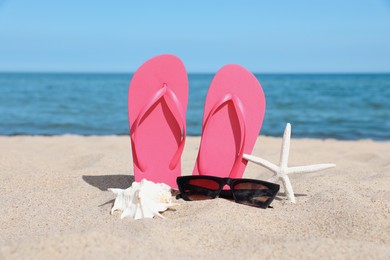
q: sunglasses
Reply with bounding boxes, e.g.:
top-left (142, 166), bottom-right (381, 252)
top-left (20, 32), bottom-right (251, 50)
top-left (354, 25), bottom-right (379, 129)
top-left (176, 175), bottom-right (280, 209)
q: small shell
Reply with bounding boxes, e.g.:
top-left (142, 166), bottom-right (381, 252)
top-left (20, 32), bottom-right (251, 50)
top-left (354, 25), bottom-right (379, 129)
top-left (109, 179), bottom-right (177, 220)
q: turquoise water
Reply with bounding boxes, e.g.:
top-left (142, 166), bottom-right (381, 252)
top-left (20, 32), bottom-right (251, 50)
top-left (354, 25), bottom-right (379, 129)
top-left (0, 73), bottom-right (389, 140)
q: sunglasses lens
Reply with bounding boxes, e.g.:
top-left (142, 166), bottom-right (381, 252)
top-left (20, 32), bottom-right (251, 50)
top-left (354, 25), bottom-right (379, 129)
top-left (232, 182), bottom-right (278, 208)
top-left (180, 178), bottom-right (221, 201)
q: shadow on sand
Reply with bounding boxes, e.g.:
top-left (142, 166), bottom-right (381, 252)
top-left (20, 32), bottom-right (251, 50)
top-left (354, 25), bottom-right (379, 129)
top-left (274, 192), bottom-right (307, 201)
top-left (82, 174), bottom-right (134, 191)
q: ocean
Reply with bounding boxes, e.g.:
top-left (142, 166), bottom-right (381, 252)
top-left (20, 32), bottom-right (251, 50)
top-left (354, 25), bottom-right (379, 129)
top-left (0, 73), bottom-right (389, 140)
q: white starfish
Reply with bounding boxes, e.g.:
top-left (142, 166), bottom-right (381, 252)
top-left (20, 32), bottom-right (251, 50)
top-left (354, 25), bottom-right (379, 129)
top-left (243, 123), bottom-right (336, 203)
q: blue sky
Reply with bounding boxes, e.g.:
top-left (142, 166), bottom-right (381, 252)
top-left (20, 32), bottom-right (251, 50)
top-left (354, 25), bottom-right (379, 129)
top-left (0, 1), bottom-right (389, 73)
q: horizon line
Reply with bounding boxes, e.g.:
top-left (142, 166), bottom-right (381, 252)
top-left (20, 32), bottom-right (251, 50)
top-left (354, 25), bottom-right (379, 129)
top-left (1, 71), bottom-right (390, 75)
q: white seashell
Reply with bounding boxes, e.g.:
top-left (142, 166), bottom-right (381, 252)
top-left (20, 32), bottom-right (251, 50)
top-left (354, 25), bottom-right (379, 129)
top-left (108, 179), bottom-right (178, 220)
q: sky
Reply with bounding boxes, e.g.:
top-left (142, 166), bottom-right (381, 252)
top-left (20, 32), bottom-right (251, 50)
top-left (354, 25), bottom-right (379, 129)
top-left (0, 0), bottom-right (389, 73)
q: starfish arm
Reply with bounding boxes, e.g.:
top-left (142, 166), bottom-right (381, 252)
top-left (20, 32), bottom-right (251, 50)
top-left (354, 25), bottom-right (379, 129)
top-left (243, 153), bottom-right (279, 173)
top-left (280, 123), bottom-right (291, 167)
top-left (281, 175), bottom-right (296, 203)
top-left (286, 164), bottom-right (336, 174)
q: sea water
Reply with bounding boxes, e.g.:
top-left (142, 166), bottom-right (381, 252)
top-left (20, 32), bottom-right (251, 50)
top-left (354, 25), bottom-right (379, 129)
top-left (0, 73), bottom-right (389, 140)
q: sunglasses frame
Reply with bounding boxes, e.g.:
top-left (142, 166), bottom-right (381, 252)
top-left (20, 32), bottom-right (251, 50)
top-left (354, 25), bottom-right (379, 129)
top-left (176, 175), bottom-right (280, 209)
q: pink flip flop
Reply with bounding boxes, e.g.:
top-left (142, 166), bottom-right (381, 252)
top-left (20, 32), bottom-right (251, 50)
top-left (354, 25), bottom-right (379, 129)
top-left (128, 54), bottom-right (188, 188)
top-left (193, 64), bottom-right (265, 179)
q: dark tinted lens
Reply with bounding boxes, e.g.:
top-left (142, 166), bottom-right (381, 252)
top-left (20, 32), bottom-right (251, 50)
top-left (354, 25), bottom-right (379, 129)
top-left (232, 182), bottom-right (277, 208)
top-left (182, 178), bottom-right (221, 201)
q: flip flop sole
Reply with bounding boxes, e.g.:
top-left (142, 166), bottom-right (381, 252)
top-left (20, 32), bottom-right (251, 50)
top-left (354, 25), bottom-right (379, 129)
top-left (193, 64), bottom-right (265, 178)
top-left (128, 54), bottom-right (188, 188)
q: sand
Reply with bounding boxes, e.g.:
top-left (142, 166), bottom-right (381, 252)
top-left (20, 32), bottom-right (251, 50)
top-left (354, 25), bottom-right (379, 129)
top-left (0, 135), bottom-right (389, 259)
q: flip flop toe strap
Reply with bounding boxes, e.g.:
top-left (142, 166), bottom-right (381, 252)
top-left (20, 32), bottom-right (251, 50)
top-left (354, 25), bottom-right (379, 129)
top-left (131, 84), bottom-right (186, 172)
top-left (198, 94), bottom-right (246, 177)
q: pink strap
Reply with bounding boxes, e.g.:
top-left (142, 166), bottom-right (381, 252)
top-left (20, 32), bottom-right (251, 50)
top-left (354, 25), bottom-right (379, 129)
top-left (198, 94), bottom-right (246, 176)
top-left (131, 84), bottom-right (186, 172)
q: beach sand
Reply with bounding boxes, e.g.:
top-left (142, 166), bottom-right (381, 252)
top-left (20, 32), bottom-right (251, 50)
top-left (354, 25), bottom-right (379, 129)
top-left (0, 135), bottom-right (389, 259)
